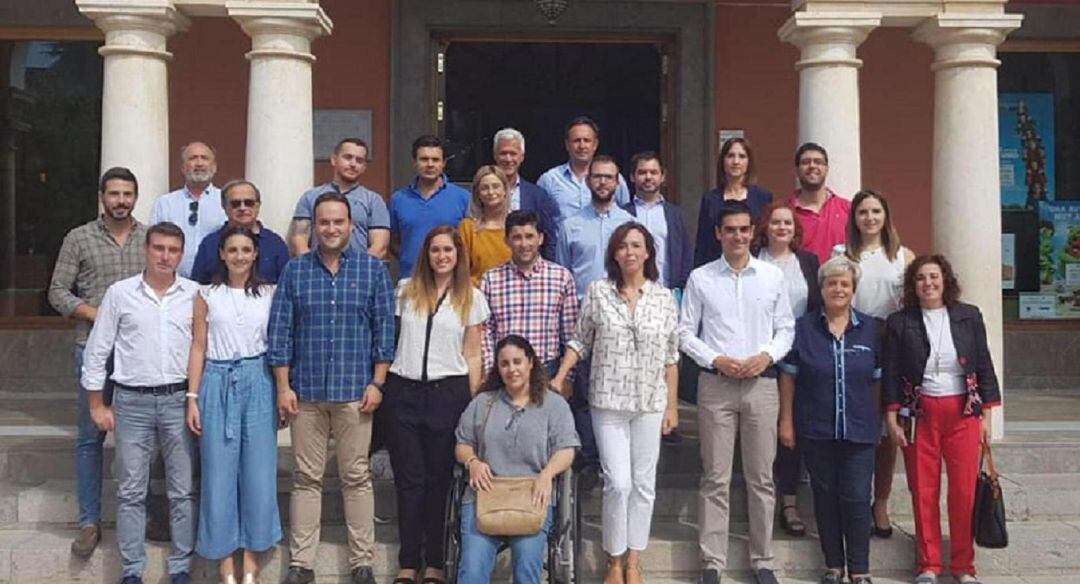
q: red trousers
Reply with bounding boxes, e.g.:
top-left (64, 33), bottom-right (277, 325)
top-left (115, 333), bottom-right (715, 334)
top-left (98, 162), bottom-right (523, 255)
top-left (902, 394), bottom-right (982, 576)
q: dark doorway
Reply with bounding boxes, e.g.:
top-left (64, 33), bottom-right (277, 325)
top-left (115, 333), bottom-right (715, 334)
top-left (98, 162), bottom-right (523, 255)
top-left (436, 40), bottom-right (672, 196)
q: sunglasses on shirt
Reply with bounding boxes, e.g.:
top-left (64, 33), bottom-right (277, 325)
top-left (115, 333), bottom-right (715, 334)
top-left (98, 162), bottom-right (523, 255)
top-left (188, 201), bottom-right (198, 226)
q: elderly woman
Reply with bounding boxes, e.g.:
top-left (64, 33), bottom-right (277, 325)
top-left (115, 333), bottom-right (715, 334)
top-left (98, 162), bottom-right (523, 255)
top-left (778, 256), bottom-right (881, 584)
top-left (884, 255), bottom-right (999, 584)
top-left (455, 335), bottom-right (579, 584)
top-left (459, 165), bottom-right (512, 285)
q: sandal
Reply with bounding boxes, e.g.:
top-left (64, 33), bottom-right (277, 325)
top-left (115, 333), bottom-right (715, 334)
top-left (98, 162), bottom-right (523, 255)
top-left (871, 502), bottom-right (893, 538)
top-left (779, 504), bottom-right (806, 537)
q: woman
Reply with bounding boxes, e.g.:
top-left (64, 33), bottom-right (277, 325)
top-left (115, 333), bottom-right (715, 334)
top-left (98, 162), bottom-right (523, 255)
top-left (186, 226), bottom-right (281, 584)
top-left (831, 189), bottom-right (914, 538)
top-left (459, 165), bottom-right (512, 286)
top-left (551, 223), bottom-right (680, 584)
top-left (387, 225), bottom-right (490, 584)
top-left (752, 202), bottom-right (822, 538)
top-left (884, 255), bottom-right (999, 584)
top-left (778, 256), bottom-right (880, 584)
top-left (455, 335), bottom-right (579, 584)
top-left (694, 137), bottom-right (774, 267)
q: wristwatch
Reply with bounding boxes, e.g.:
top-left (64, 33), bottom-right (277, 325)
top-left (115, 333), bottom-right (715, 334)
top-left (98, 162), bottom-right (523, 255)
top-left (370, 380), bottom-right (385, 390)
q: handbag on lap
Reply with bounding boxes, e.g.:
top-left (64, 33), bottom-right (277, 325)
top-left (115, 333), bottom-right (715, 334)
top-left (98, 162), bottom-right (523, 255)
top-left (474, 394), bottom-right (546, 536)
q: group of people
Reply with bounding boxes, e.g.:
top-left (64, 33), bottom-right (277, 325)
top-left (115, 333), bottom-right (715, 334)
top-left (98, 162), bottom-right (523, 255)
top-left (47, 117), bottom-right (1000, 584)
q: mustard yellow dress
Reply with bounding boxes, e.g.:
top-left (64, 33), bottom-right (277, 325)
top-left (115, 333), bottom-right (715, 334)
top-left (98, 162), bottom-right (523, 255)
top-left (459, 218), bottom-right (511, 286)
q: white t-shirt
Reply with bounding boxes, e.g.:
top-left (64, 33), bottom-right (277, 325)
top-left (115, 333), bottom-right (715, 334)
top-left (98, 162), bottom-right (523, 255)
top-left (832, 244), bottom-right (905, 319)
top-left (390, 283), bottom-right (491, 380)
top-left (200, 284), bottom-right (274, 360)
top-left (920, 307), bottom-right (965, 397)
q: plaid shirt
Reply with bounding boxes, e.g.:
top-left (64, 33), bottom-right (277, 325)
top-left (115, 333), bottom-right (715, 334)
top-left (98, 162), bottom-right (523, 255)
top-left (268, 248), bottom-right (396, 403)
top-left (47, 217), bottom-right (148, 345)
top-left (479, 258), bottom-right (579, 370)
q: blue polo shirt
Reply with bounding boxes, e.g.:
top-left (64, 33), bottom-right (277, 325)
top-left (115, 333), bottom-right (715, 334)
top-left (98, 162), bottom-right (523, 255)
top-left (389, 175), bottom-right (470, 279)
top-left (779, 309), bottom-right (881, 444)
top-left (293, 182), bottom-right (389, 255)
top-left (190, 222), bottom-right (291, 285)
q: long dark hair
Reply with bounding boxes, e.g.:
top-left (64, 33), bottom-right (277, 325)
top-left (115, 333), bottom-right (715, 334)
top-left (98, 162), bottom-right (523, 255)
top-left (211, 226), bottom-right (267, 297)
top-left (479, 335), bottom-right (548, 406)
top-left (604, 223), bottom-right (659, 289)
top-left (716, 137), bottom-right (757, 189)
top-left (846, 189), bottom-right (901, 262)
top-left (902, 254), bottom-right (962, 309)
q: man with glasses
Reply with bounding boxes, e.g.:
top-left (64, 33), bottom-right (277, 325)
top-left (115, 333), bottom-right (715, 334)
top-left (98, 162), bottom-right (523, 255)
top-left (787, 142), bottom-right (850, 263)
top-left (150, 141), bottom-right (226, 277)
top-left (289, 137), bottom-right (390, 259)
top-left (190, 179), bottom-right (290, 284)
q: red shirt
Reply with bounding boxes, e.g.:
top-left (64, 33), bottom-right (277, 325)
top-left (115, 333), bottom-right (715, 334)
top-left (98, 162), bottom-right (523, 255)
top-left (788, 189), bottom-right (851, 264)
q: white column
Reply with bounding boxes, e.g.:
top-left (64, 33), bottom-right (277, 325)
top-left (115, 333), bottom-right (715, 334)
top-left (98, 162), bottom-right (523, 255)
top-left (915, 13), bottom-right (1022, 440)
top-left (780, 13), bottom-right (880, 200)
top-left (76, 1), bottom-right (189, 223)
top-left (228, 2), bottom-right (332, 236)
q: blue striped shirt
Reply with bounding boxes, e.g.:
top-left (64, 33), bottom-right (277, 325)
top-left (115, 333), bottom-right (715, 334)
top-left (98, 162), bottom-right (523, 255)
top-left (268, 248), bottom-right (396, 403)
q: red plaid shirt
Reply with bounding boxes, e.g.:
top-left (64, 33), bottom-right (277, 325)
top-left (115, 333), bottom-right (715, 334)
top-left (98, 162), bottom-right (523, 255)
top-left (480, 258), bottom-right (579, 371)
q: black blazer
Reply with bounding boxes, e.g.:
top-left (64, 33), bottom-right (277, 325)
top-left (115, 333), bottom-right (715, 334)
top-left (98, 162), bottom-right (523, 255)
top-left (694, 184), bottom-right (774, 268)
top-left (882, 302), bottom-right (1000, 412)
top-left (797, 250), bottom-right (823, 316)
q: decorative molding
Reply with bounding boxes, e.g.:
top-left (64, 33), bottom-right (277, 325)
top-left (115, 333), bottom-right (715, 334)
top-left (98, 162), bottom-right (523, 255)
top-left (914, 12), bottom-right (1023, 70)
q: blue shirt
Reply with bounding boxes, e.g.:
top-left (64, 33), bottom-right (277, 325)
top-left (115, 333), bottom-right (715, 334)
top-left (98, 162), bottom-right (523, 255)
top-left (190, 222), bottom-right (291, 285)
top-left (150, 185), bottom-right (228, 278)
top-left (632, 196), bottom-right (669, 287)
top-left (537, 162), bottom-right (630, 220)
top-left (555, 204), bottom-right (634, 300)
top-left (778, 310), bottom-right (882, 444)
top-left (268, 248), bottom-right (396, 403)
top-left (389, 176), bottom-right (470, 279)
top-left (293, 182), bottom-right (390, 255)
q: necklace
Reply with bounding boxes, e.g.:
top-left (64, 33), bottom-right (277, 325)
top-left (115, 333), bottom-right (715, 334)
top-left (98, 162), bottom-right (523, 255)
top-left (925, 308), bottom-right (948, 374)
top-left (227, 286), bottom-right (246, 326)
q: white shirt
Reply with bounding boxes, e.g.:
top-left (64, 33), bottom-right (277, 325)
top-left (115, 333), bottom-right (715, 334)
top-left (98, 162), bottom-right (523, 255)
top-left (509, 177), bottom-right (522, 211)
top-left (759, 249), bottom-right (809, 318)
top-left (390, 283), bottom-right (491, 380)
top-left (679, 255), bottom-right (795, 368)
top-left (920, 307), bottom-right (965, 396)
top-left (81, 273), bottom-right (198, 390)
top-left (200, 284), bottom-right (274, 360)
top-left (149, 185), bottom-right (227, 278)
top-left (633, 196), bottom-right (669, 287)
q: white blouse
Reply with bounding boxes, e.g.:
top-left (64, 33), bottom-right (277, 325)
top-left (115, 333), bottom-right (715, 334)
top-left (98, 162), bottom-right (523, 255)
top-left (568, 279), bottom-right (680, 413)
top-left (200, 284), bottom-right (274, 360)
top-left (759, 249), bottom-right (809, 318)
top-left (920, 307), bottom-right (965, 397)
top-left (390, 283), bottom-right (490, 381)
top-left (832, 244), bottom-right (905, 320)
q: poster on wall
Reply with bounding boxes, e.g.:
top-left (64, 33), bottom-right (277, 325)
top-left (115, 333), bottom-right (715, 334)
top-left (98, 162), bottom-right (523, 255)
top-left (1002, 233), bottom-right (1016, 290)
top-left (1029, 201), bottom-right (1080, 319)
top-left (999, 93), bottom-right (1055, 209)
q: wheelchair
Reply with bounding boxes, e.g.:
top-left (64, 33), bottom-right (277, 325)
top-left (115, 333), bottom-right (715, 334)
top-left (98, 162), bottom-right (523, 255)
top-left (443, 465), bottom-right (582, 583)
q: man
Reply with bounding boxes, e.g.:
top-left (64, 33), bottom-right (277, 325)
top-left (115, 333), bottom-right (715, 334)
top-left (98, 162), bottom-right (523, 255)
top-left (678, 200), bottom-right (795, 584)
top-left (190, 179), bottom-right (290, 284)
top-left (787, 142), bottom-right (850, 264)
top-left (269, 193), bottom-right (395, 584)
top-left (621, 151), bottom-right (693, 291)
top-left (492, 128), bottom-right (561, 260)
top-left (48, 167), bottom-right (148, 559)
top-left (389, 135), bottom-right (470, 279)
top-left (480, 209), bottom-right (578, 375)
top-left (290, 137), bottom-right (390, 259)
top-left (150, 141), bottom-right (227, 277)
top-left (555, 155), bottom-right (634, 478)
top-left (538, 116), bottom-right (630, 220)
top-left (82, 222), bottom-right (199, 584)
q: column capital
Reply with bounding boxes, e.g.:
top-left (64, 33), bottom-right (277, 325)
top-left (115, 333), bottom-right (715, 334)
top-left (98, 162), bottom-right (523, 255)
top-left (228, 1), bottom-right (332, 63)
top-left (77, 0), bottom-right (190, 60)
top-left (779, 12), bottom-right (882, 70)
top-left (914, 13), bottom-right (1023, 71)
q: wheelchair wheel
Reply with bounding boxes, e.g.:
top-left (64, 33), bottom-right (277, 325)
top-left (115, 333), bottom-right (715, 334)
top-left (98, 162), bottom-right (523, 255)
top-left (444, 466), bottom-right (467, 584)
top-left (548, 468), bottom-right (582, 584)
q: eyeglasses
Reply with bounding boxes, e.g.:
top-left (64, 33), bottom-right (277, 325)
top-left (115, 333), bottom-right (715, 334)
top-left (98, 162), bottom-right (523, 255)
top-left (590, 173), bottom-right (617, 182)
top-left (228, 198), bottom-right (259, 209)
top-left (188, 201), bottom-right (198, 226)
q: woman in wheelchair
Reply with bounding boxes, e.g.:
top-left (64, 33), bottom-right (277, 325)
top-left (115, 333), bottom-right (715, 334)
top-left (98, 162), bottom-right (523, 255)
top-left (453, 335), bottom-right (580, 584)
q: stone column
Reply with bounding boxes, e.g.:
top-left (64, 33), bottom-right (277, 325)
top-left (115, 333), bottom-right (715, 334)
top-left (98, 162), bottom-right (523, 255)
top-left (780, 12), bottom-right (880, 200)
top-left (228, 2), bottom-right (332, 236)
top-left (76, 0), bottom-right (189, 223)
top-left (915, 13), bottom-right (1022, 439)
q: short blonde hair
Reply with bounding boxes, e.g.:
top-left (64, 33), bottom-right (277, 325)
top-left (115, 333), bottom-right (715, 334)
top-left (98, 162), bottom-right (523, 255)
top-left (818, 255), bottom-right (862, 289)
top-left (469, 165), bottom-right (510, 220)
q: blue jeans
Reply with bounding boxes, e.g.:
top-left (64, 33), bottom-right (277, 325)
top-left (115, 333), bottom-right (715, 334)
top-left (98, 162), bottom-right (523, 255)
top-left (802, 439), bottom-right (875, 575)
top-left (196, 357), bottom-right (281, 560)
top-left (74, 346), bottom-right (114, 527)
top-left (457, 502), bottom-right (553, 584)
top-left (114, 387), bottom-right (197, 577)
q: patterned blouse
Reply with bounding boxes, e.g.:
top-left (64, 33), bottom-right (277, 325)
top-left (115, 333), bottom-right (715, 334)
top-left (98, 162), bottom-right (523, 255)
top-left (568, 279), bottom-right (680, 413)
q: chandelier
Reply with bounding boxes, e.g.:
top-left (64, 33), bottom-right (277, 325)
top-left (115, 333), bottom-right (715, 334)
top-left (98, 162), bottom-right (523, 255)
top-left (535, 0), bottom-right (569, 25)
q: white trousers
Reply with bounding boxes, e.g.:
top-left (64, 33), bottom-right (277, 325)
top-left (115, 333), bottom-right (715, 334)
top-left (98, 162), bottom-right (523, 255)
top-left (591, 407), bottom-right (664, 555)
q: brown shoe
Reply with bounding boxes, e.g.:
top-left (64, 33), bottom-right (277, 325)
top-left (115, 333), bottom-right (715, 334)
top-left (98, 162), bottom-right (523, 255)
top-left (71, 523), bottom-right (101, 558)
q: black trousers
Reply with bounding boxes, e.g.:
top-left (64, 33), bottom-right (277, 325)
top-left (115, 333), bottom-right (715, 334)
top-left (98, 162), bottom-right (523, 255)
top-left (386, 373), bottom-right (471, 570)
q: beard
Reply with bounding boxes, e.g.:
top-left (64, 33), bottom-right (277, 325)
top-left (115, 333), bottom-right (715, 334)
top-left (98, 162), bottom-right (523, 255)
top-left (103, 205), bottom-right (132, 221)
top-left (798, 176), bottom-right (824, 191)
top-left (184, 168), bottom-right (215, 184)
top-left (591, 189), bottom-right (615, 205)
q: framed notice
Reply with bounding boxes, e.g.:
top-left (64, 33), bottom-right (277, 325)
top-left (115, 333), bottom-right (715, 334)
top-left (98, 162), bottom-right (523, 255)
top-left (1034, 201), bottom-right (1080, 319)
top-left (1002, 233), bottom-right (1016, 290)
top-left (314, 110), bottom-right (374, 161)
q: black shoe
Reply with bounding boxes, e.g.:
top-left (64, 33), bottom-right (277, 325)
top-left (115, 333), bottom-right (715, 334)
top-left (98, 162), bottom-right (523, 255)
top-left (351, 566), bottom-right (376, 584)
top-left (282, 566), bottom-right (316, 584)
top-left (851, 576), bottom-right (874, 584)
top-left (698, 569), bottom-right (721, 584)
top-left (754, 568), bottom-right (780, 584)
top-left (169, 573), bottom-right (191, 584)
top-left (779, 504), bottom-right (806, 537)
top-left (662, 430), bottom-right (685, 445)
top-left (119, 577), bottom-right (143, 584)
top-left (819, 571), bottom-right (843, 584)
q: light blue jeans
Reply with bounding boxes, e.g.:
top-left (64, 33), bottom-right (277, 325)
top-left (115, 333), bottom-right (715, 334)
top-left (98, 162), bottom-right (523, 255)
top-left (114, 387), bottom-right (197, 577)
top-left (74, 346), bottom-right (113, 527)
top-left (457, 502), bottom-right (553, 584)
top-left (196, 356), bottom-right (282, 559)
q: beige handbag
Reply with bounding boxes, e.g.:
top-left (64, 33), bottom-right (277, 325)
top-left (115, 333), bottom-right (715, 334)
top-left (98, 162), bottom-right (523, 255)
top-left (474, 395), bottom-right (546, 536)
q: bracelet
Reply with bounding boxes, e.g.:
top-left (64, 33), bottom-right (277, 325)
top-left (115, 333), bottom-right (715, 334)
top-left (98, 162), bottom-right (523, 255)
top-left (185, 392), bottom-right (199, 399)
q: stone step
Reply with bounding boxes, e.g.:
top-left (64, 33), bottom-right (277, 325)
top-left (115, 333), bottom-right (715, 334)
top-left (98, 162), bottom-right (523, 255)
top-left (5, 519), bottom-right (1080, 582)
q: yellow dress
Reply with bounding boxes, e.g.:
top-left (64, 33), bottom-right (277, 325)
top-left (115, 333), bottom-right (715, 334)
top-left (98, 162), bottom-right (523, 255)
top-left (459, 218), bottom-right (511, 286)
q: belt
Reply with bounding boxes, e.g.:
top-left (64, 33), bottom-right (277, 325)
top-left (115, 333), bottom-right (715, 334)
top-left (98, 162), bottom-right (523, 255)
top-left (114, 381), bottom-right (187, 395)
top-left (702, 368), bottom-right (778, 380)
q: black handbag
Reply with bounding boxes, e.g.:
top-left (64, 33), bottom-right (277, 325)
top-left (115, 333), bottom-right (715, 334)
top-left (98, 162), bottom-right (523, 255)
top-left (973, 442), bottom-right (1008, 548)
